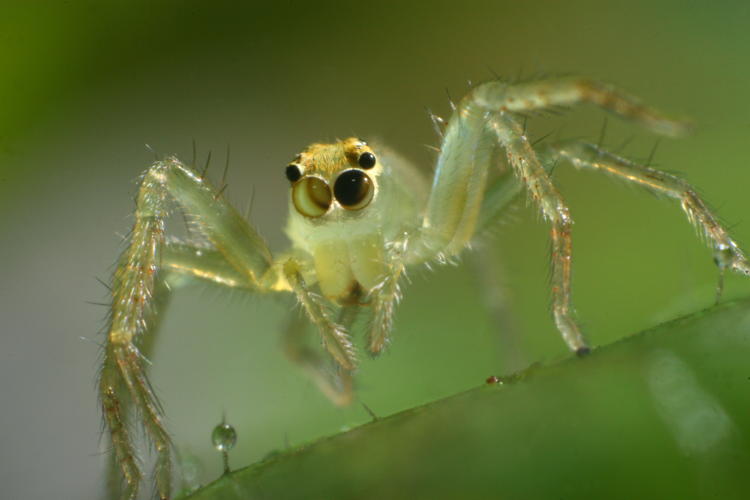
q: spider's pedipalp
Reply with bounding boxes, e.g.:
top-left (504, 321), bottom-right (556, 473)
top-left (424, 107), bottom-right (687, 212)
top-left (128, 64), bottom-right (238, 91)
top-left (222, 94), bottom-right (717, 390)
top-left (282, 308), bottom-right (354, 406)
top-left (367, 240), bottom-right (407, 356)
top-left (283, 259), bottom-right (357, 371)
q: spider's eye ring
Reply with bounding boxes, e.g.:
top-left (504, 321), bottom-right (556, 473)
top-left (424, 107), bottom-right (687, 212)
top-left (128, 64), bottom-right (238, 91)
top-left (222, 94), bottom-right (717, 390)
top-left (334, 169), bottom-right (374, 210)
top-left (292, 176), bottom-right (332, 218)
top-left (286, 164), bottom-right (302, 183)
top-left (357, 152), bottom-right (376, 169)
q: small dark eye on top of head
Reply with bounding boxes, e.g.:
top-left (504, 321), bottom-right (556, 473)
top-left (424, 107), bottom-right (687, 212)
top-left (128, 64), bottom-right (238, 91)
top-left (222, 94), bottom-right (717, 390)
top-left (358, 152), bottom-right (376, 169)
top-left (286, 164), bottom-right (302, 182)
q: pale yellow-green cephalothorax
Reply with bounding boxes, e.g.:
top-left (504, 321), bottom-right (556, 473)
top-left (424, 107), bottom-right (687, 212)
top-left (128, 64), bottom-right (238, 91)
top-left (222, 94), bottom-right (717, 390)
top-left (284, 138), bottom-right (422, 301)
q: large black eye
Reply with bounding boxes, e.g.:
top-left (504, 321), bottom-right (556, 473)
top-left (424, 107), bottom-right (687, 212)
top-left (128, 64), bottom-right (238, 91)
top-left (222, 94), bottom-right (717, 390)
top-left (286, 164), bottom-right (302, 182)
top-left (357, 152), bottom-right (376, 169)
top-left (334, 169), bottom-right (374, 210)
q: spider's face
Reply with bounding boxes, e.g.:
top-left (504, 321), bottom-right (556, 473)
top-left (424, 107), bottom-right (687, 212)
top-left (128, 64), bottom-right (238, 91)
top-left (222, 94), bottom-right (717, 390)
top-left (285, 137), bottom-right (382, 220)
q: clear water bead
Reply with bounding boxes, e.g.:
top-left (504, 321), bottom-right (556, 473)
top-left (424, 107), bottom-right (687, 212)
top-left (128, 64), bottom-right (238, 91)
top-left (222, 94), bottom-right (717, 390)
top-left (211, 422), bottom-right (237, 452)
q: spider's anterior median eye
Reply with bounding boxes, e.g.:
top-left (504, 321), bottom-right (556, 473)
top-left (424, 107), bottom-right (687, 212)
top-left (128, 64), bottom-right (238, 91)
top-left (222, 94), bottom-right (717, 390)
top-left (357, 152), bottom-right (376, 169)
top-left (292, 176), bottom-right (332, 218)
top-left (286, 164), bottom-right (302, 182)
top-left (334, 169), bottom-right (374, 210)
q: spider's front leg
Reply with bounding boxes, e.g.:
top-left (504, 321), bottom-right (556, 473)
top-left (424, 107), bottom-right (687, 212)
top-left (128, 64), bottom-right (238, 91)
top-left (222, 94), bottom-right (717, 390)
top-left (409, 77), bottom-right (690, 354)
top-left (100, 158), bottom-right (274, 499)
top-left (481, 78), bottom-right (691, 352)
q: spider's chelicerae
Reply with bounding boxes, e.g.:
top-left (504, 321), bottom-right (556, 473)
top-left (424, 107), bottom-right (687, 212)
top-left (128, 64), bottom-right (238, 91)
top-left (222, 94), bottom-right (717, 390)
top-left (100, 77), bottom-right (750, 499)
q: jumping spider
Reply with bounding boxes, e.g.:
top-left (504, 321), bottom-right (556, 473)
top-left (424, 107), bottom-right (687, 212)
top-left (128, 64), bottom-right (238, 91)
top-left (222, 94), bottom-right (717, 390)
top-left (99, 77), bottom-right (750, 499)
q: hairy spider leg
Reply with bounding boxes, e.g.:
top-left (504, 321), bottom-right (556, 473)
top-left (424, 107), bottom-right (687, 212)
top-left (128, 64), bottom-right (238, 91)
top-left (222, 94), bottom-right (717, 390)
top-left (547, 140), bottom-right (750, 300)
top-left (100, 157), bottom-right (279, 499)
top-left (101, 157), bottom-right (358, 498)
top-left (483, 78), bottom-right (691, 351)
top-left (488, 111), bottom-right (586, 351)
top-left (161, 242), bottom-right (257, 290)
top-left (406, 78), bottom-right (689, 353)
top-left (472, 78), bottom-right (691, 137)
top-left (360, 102), bottom-right (497, 354)
top-left (103, 241), bottom-right (262, 498)
top-left (101, 275), bottom-right (172, 500)
top-left (408, 104), bottom-right (498, 263)
top-left (282, 302), bottom-right (357, 406)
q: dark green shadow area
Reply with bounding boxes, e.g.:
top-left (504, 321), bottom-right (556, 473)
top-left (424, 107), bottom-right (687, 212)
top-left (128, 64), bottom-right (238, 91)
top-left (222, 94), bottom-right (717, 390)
top-left (181, 299), bottom-right (750, 500)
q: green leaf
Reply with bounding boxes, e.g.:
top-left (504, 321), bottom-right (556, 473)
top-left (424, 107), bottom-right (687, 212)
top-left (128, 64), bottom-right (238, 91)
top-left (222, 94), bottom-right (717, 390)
top-left (181, 299), bottom-right (750, 500)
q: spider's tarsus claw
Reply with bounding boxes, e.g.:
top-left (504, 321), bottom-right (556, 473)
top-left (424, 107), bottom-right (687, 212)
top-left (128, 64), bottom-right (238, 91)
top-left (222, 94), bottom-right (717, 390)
top-left (366, 346), bottom-right (384, 359)
top-left (575, 346), bottom-right (591, 357)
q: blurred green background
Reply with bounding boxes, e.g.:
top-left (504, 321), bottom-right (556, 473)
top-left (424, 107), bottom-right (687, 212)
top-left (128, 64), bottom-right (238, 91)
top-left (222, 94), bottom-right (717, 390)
top-left (1, 1), bottom-right (749, 498)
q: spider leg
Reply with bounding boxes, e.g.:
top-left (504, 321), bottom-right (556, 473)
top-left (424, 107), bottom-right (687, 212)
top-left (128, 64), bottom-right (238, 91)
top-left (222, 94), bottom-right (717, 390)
top-left (103, 240), bottom-right (257, 499)
top-left (432, 76), bottom-right (691, 243)
top-left (161, 240), bottom-right (257, 290)
top-left (283, 259), bottom-right (357, 372)
top-left (410, 77), bottom-right (692, 353)
top-left (472, 77), bottom-right (691, 137)
top-left (100, 158), bottom-right (275, 499)
top-left (547, 140), bottom-right (750, 301)
top-left (487, 112), bottom-right (587, 353)
top-left (102, 274), bottom-right (172, 500)
top-left (281, 303), bottom-right (356, 406)
top-left (471, 246), bottom-right (527, 370)
top-left (406, 87), bottom-right (581, 349)
top-left (407, 102), bottom-right (497, 263)
top-left (100, 358), bottom-right (140, 500)
top-left (101, 340), bottom-right (173, 499)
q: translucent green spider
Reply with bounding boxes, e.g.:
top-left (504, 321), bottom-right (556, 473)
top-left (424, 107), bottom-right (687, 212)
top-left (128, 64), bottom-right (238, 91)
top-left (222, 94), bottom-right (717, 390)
top-left (99, 77), bottom-right (750, 499)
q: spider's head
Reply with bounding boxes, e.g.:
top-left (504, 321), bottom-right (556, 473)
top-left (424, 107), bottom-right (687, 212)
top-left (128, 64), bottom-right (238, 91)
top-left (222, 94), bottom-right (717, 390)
top-left (284, 137), bottom-right (382, 220)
